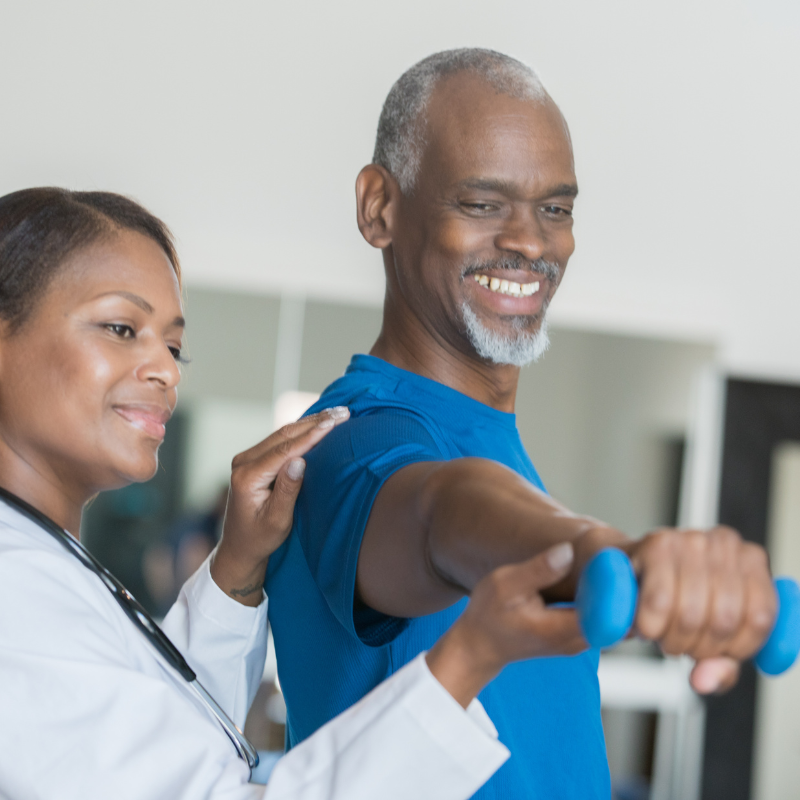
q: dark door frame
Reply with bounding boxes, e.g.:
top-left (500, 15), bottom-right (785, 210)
top-left (702, 377), bottom-right (800, 800)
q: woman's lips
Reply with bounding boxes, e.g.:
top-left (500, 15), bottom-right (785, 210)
top-left (114, 405), bottom-right (171, 440)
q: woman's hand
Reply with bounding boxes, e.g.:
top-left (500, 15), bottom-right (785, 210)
top-left (425, 542), bottom-right (585, 707)
top-left (210, 407), bottom-right (349, 606)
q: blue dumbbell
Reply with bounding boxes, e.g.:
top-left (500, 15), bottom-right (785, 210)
top-left (575, 547), bottom-right (800, 676)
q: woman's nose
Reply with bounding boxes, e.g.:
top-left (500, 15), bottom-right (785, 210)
top-left (135, 341), bottom-right (181, 389)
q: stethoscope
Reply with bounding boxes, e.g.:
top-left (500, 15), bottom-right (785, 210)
top-left (0, 485), bottom-right (260, 775)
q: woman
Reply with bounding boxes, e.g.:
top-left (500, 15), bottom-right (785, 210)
top-left (0, 188), bottom-right (583, 800)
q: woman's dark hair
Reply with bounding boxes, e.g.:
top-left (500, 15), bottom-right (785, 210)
top-left (0, 187), bottom-right (181, 333)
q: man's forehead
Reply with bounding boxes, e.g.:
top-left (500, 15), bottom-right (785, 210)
top-left (425, 72), bottom-right (561, 134)
top-left (420, 74), bottom-right (575, 190)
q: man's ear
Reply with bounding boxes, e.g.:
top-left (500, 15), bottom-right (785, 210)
top-left (355, 164), bottom-right (400, 250)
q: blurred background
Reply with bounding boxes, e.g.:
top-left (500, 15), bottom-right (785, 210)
top-left (2, 1), bottom-right (799, 798)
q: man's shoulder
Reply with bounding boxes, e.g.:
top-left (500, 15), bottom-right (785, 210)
top-left (310, 360), bottom-right (427, 417)
top-left (304, 362), bottom-right (443, 445)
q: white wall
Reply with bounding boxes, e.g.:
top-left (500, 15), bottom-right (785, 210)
top-left (183, 287), bottom-right (714, 534)
top-left (182, 398), bottom-right (272, 508)
top-left (1, 0), bottom-right (798, 377)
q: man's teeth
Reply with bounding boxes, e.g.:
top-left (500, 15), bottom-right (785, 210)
top-left (473, 274), bottom-right (540, 297)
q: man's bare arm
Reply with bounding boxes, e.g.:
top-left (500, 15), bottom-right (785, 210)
top-left (357, 457), bottom-right (623, 618)
top-left (357, 456), bottom-right (777, 695)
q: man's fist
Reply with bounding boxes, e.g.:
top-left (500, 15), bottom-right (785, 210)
top-left (625, 526), bottom-right (777, 693)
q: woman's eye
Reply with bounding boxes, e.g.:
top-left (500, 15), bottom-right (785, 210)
top-left (104, 323), bottom-right (135, 339)
top-left (168, 346), bottom-right (187, 363)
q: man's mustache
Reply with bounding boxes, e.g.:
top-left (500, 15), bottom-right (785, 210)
top-left (462, 257), bottom-right (561, 283)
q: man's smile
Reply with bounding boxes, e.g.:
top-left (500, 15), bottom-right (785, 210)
top-left (465, 269), bottom-right (553, 318)
top-left (472, 273), bottom-right (540, 297)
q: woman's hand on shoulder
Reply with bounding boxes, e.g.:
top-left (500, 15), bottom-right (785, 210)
top-left (210, 407), bottom-right (349, 605)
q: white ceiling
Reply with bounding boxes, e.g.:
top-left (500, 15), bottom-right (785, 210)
top-left (2, 0), bottom-right (798, 378)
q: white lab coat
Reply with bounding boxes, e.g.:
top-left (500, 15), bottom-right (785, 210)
top-left (0, 500), bottom-right (508, 800)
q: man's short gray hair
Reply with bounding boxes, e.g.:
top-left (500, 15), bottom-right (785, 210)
top-left (373, 48), bottom-right (548, 194)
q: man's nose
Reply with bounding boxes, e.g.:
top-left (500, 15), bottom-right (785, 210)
top-left (493, 209), bottom-right (546, 262)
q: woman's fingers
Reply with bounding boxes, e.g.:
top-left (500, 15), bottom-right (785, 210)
top-left (459, 543), bottom-right (587, 668)
top-left (497, 542), bottom-right (576, 598)
top-left (233, 407), bottom-right (349, 465)
top-left (426, 580), bottom-right (586, 708)
top-left (212, 407), bottom-right (350, 605)
top-left (260, 458), bottom-right (306, 541)
top-left (499, 542), bottom-right (587, 655)
top-left (532, 607), bottom-right (587, 655)
top-left (230, 407), bottom-right (349, 490)
top-left (226, 406), bottom-right (350, 538)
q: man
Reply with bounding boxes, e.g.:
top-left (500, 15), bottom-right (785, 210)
top-left (266, 49), bottom-right (776, 797)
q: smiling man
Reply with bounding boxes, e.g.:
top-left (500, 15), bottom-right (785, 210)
top-left (266, 49), bottom-right (776, 798)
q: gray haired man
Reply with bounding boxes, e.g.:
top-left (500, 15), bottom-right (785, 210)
top-left (266, 49), bottom-right (776, 798)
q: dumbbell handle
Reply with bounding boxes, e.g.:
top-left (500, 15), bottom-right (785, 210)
top-left (575, 547), bottom-right (800, 676)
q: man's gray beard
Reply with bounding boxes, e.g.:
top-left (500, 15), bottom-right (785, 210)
top-left (461, 302), bottom-right (551, 367)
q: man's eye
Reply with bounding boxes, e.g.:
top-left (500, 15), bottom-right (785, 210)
top-left (461, 202), bottom-right (497, 213)
top-left (105, 323), bottom-right (135, 339)
top-left (543, 205), bottom-right (573, 217)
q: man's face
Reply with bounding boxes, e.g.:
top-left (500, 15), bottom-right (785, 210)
top-left (388, 73), bottom-right (577, 365)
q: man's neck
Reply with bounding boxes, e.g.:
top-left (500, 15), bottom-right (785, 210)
top-left (370, 309), bottom-right (520, 413)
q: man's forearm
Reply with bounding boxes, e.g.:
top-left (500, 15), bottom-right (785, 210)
top-left (421, 458), bottom-right (628, 600)
top-left (358, 457), bottom-right (629, 618)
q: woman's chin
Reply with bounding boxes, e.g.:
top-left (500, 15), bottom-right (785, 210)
top-left (108, 454), bottom-right (160, 489)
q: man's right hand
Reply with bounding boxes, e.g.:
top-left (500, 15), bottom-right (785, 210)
top-left (623, 526), bottom-right (776, 693)
top-left (425, 542), bottom-right (585, 708)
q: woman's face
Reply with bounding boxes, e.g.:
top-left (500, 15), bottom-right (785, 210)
top-left (0, 230), bottom-right (184, 498)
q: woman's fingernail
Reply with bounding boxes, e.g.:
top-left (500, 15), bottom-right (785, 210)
top-left (317, 416), bottom-right (336, 429)
top-left (546, 542), bottom-right (574, 571)
top-left (328, 406), bottom-right (349, 420)
top-left (287, 459), bottom-right (306, 480)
